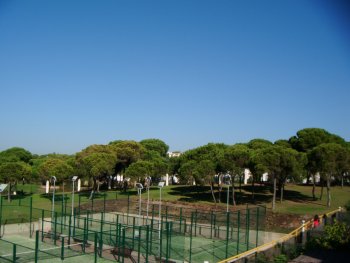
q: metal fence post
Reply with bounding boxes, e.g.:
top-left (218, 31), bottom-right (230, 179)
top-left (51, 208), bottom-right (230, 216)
top-left (246, 208), bottom-right (250, 250)
top-left (68, 215), bottom-right (72, 246)
top-left (256, 207), bottom-right (260, 247)
top-left (13, 243), bottom-right (16, 263)
top-left (0, 195), bottom-right (2, 238)
top-left (29, 197), bottom-right (33, 238)
top-left (226, 212), bottom-right (230, 258)
top-left (35, 230), bottom-right (39, 263)
top-left (138, 225), bottom-right (142, 263)
top-left (122, 227), bottom-right (126, 263)
top-left (146, 225), bottom-right (150, 263)
top-left (83, 218), bottom-right (87, 253)
top-left (189, 212), bottom-right (194, 263)
top-left (103, 193), bottom-right (106, 212)
top-left (54, 212), bottom-right (58, 245)
top-left (61, 236), bottom-right (65, 260)
top-left (237, 210), bottom-right (241, 255)
top-left (94, 232), bottom-right (98, 263)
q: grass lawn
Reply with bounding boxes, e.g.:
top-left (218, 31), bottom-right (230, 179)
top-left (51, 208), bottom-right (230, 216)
top-left (274, 184), bottom-right (350, 214)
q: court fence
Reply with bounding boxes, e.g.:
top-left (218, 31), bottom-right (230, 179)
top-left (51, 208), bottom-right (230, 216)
top-left (0, 192), bottom-right (266, 263)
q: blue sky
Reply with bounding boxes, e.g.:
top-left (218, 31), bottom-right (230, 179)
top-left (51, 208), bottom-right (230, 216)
top-left (0, 0), bottom-right (349, 154)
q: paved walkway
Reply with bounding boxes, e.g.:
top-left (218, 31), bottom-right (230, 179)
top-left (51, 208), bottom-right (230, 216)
top-left (289, 250), bottom-right (349, 263)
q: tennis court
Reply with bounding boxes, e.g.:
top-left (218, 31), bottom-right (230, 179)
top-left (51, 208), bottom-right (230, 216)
top-left (1, 195), bottom-right (266, 262)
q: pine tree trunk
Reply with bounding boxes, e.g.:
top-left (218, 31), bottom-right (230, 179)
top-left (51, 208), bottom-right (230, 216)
top-left (272, 176), bottom-right (276, 210)
top-left (210, 182), bottom-right (217, 204)
top-left (232, 182), bottom-right (236, 206)
top-left (280, 184), bottom-right (284, 203)
top-left (320, 180), bottom-right (324, 200)
top-left (7, 182), bottom-right (11, 202)
top-left (218, 183), bottom-right (222, 203)
top-left (327, 177), bottom-right (331, 207)
top-left (312, 174), bottom-right (316, 200)
top-left (239, 174), bottom-right (242, 193)
top-left (251, 179), bottom-right (255, 201)
top-left (62, 181), bottom-right (65, 202)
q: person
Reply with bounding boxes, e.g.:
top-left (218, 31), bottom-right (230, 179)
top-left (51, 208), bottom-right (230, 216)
top-left (313, 215), bottom-right (320, 228)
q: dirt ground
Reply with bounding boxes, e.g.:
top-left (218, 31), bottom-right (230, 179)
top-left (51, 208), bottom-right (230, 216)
top-left (80, 198), bottom-right (312, 233)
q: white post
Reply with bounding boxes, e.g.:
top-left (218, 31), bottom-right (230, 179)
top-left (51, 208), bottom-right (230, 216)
top-left (301, 220), bottom-right (305, 233)
top-left (51, 176), bottom-right (56, 240)
top-left (135, 183), bottom-right (144, 227)
top-left (71, 180), bottom-right (75, 217)
top-left (147, 186), bottom-right (150, 221)
top-left (138, 188), bottom-right (142, 226)
top-left (51, 177), bottom-right (56, 221)
top-left (159, 187), bottom-right (162, 235)
top-left (226, 185), bottom-right (230, 213)
top-left (71, 176), bottom-right (78, 217)
top-left (157, 180), bottom-right (165, 255)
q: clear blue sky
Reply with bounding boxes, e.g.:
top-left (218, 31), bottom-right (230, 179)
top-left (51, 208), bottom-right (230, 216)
top-left (0, 0), bottom-right (349, 155)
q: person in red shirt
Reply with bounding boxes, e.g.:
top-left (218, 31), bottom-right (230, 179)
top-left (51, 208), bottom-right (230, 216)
top-left (313, 215), bottom-right (320, 228)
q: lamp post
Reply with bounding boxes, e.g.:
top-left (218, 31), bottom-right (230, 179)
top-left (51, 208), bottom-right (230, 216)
top-left (145, 176), bottom-right (152, 221)
top-left (135, 183), bottom-right (144, 226)
top-left (51, 176), bottom-right (57, 220)
top-left (223, 173), bottom-right (232, 213)
top-left (71, 176), bottom-right (78, 217)
top-left (158, 182), bottom-right (165, 237)
top-left (50, 176), bottom-right (57, 240)
top-left (0, 184), bottom-right (8, 238)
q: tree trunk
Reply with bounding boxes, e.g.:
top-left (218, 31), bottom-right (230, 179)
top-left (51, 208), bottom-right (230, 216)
top-left (97, 180), bottom-right (101, 192)
top-left (89, 177), bottom-right (97, 200)
top-left (108, 177), bottom-right (112, 190)
top-left (280, 184), bottom-right (284, 203)
top-left (312, 174), bottom-right (316, 200)
top-left (231, 181), bottom-right (236, 206)
top-left (7, 182), bottom-right (11, 202)
top-left (320, 180), bottom-right (324, 200)
top-left (210, 182), bottom-right (217, 204)
top-left (62, 181), bottom-right (65, 203)
top-left (326, 177), bottom-right (331, 207)
top-left (239, 174), bottom-right (242, 193)
top-left (341, 174), bottom-right (344, 188)
top-left (251, 179), bottom-right (255, 201)
top-left (217, 183), bottom-right (222, 203)
top-left (272, 176), bottom-right (276, 211)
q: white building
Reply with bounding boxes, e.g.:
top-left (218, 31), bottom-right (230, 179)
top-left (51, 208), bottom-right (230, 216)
top-left (167, 151), bottom-right (182, 158)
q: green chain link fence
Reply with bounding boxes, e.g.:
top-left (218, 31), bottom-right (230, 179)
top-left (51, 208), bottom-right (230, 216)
top-left (0, 192), bottom-right (266, 263)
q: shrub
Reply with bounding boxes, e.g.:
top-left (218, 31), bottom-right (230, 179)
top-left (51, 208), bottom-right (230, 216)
top-left (307, 220), bottom-right (350, 250)
top-left (273, 254), bottom-right (288, 263)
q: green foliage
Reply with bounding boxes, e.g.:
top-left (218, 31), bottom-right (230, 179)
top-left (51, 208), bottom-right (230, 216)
top-left (140, 139), bottom-right (169, 157)
top-left (345, 200), bottom-right (350, 211)
top-left (307, 221), bottom-right (350, 250)
top-left (289, 128), bottom-right (346, 152)
top-left (75, 144), bottom-right (117, 179)
top-left (125, 160), bottom-right (153, 180)
top-left (274, 140), bottom-right (292, 148)
top-left (179, 143), bottom-right (228, 184)
top-left (37, 158), bottom-right (74, 182)
top-left (256, 253), bottom-right (270, 263)
top-left (0, 161), bottom-right (32, 183)
top-left (247, 139), bottom-right (273, 150)
top-left (109, 140), bottom-right (144, 172)
top-left (0, 147), bottom-right (32, 164)
top-left (273, 254), bottom-right (288, 263)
